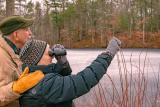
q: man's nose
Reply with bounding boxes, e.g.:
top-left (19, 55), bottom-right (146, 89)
top-left (29, 29), bottom-right (32, 35)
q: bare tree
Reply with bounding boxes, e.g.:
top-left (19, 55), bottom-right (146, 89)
top-left (0, 0), bottom-right (5, 17)
top-left (6, 0), bottom-right (15, 16)
top-left (15, 0), bottom-right (27, 15)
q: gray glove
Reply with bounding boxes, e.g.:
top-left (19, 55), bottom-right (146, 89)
top-left (52, 44), bottom-right (67, 64)
top-left (106, 37), bottom-right (121, 56)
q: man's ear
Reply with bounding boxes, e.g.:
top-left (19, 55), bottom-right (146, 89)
top-left (13, 31), bottom-right (19, 41)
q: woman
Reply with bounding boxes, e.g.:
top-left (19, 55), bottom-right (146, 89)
top-left (19, 37), bottom-right (121, 107)
top-left (19, 40), bottom-right (73, 107)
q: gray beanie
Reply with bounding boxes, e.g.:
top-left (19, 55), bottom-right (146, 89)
top-left (19, 39), bottom-right (47, 65)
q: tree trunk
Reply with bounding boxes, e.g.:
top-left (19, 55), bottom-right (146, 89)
top-left (6, 0), bottom-right (15, 16)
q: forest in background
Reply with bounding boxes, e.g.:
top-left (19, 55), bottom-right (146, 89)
top-left (0, 0), bottom-right (160, 48)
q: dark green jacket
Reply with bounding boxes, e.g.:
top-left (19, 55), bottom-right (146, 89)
top-left (19, 53), bottom-right (113, 107)
top-left (21, 62), bottom-right (73, 107)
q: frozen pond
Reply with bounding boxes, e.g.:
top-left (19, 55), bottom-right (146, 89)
top-left (64, 49), bottom-right (160, 107)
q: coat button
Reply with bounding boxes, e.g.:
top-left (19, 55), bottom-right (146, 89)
top-left (31, 89), bottom-right (37, 95)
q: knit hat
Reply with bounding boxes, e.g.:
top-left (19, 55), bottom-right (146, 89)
top-left (19, 39), bottom-right (47, 66)
top-left (0, 16), bottom-right (33, 35)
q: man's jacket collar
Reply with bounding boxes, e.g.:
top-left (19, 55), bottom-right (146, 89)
top-left (3, 36), bottom-right (20, 55)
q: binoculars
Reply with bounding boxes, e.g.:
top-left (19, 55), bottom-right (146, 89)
top-left (48, 48), bottom-right (67, 57)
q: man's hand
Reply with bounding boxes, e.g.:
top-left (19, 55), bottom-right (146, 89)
top-left (52, 44), bottom-right (67, 64)
top-left (12, 67), bottom-right (44, 94)
top-left (106, 37), bottom-right (121, 56)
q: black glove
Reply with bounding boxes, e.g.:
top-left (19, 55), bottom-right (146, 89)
top-left (52, 44), bottom-right (72, 75)
top-left (52, 44), bottom-right (67, 64)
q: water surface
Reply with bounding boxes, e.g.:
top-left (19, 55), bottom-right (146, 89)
top-left (65, 49), bottom-right (160, 107)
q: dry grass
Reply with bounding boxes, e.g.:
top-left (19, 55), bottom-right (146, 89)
top-left (74, 49), bottom-right (160, 107)
top-left (62, 31), bottom-right (160, 48)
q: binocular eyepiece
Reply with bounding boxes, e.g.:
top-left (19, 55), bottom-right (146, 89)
top-left (48, 48), bottom-right (67, 57)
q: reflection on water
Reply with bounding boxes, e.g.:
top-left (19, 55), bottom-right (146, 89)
top-left (66, 49), bottom-right (160, 107)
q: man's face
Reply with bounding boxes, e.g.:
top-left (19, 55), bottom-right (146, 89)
top-left (14, 27), bottom-right (32, 48)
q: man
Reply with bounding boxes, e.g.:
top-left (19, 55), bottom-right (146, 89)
top-left (0, 16), bottom-right (44, 107)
